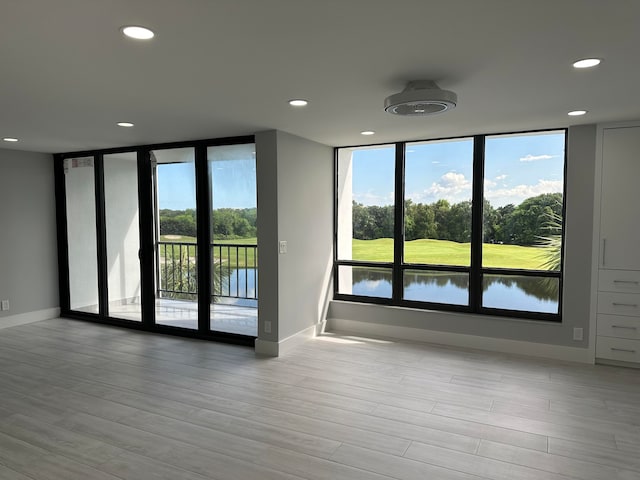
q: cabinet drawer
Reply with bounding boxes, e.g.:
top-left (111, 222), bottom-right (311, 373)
top-left (599, 269), bottom-right (640, 293)
top-left (596, 336), bottom-right (640, 363)
top-left (597, 314), bottom-right (640, 340)
top-left (597, 292), bottom-right (640, 317)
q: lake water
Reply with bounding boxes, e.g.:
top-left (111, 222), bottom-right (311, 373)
top-left (217, 268), bottom-right (258, 307)
top-left (339, 267), bottom-right (559, 313)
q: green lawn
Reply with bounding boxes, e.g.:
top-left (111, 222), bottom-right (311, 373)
top-left (352, 238), bottom-right (554, 270)
top-left (159, 236), bottom-right (257, 268)
top-left (158, 236), bottom-right (553, 270)
top-left (160, 235), bottom-right (257, 245)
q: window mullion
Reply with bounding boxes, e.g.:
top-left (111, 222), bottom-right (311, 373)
top-left (469, 135), bottom-right (485, 311)
top-left (392, 142), bottom-right (405, 302)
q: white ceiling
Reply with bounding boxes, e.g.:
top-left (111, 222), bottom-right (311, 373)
top-left (1, 0), bottom-right (639, 154)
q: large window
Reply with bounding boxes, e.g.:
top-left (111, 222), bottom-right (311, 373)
top-left (335, 130), bottom-right (566, 319)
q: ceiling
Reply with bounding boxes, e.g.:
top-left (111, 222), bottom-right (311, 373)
top-left (1, 0), bottom-right (639, 154)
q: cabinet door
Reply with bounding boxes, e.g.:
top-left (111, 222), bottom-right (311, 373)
top-left (600, 127), bottom-right (640, 270)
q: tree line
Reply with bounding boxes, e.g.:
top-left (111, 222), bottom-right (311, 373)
top-left (159, 208), bottom-right (257, 239)
top-left (353, 193), bottom-right (562, 246)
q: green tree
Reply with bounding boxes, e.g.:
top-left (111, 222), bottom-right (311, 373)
top-left (411, 203), bottom-right (436, 240)
top-left (494, 203), bottom-right (515, 243)
top-left (432, 199), bottom-right (451, 240)
top-left (482, 198), bottom-right (498, 243)
top-left (447, 201), bottom-right (472, 242)
top-left (503, 193), bottom-right (562, 245)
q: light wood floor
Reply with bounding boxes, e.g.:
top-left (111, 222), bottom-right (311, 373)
top-left (0, 318), bottom-right (639, 480)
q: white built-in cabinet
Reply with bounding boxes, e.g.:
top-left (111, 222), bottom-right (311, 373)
top-left (595, 124), bottom-right (640, 364)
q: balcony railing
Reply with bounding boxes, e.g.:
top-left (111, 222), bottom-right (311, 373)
top-left (157, 241), bottom-right (258, 302)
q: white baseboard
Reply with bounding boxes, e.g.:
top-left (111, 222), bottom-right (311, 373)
top-left (328, 318), bottom-right (593, 364)
top-left (255, 321), bottom-right (325, 357)
top-left (0, 307), bottom-right (61, 330)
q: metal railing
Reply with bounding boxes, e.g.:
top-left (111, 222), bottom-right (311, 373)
top-left (157, 241), bottom-right (258, 301)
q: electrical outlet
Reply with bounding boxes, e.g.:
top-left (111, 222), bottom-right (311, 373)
top-left (573, 327), bottom-right (583, 341)
top-left (264, 321), bottom-right (272, 333)
top-left (1, 300), bottom-right (9, 311)
top-left (279, 240), bottom-right (287, 254)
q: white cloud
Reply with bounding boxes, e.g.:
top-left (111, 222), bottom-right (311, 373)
top-left (495, 174), bottom-right (507, 180)
top-left (485, 179), bottom-right (563, 206)
top-left (519, 154), bottom-right (557, 162)
top-left (407, 171), bottom-right (472, 203)
top-left (427, 172), bottom-right (471, 196)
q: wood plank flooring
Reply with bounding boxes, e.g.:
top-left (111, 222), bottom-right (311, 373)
top-left (0, 318), bottom-right (639, 480)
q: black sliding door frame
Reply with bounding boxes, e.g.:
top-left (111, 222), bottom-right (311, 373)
top-left (54, 135), bottom-right (255, 346)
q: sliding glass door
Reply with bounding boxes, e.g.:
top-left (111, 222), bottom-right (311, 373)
top-left (208, 144), bottom-right (257, 336)
top-left (152, 147), bottom-right (198, 330)
top-left (64, 157), bottom-right (99, 313)
top-left (103, 152), bottom-right (142, 322)
top-left (56, 136), bottom-right (257, 342)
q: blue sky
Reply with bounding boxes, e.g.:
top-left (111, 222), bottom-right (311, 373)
top-left (352, 131), bottom-right (565, 208)
top-left (157, 131), bottom-right (564, 211)
top-left (157, 158), bottom-right (257, 210)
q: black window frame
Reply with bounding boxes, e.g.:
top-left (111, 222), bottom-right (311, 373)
top-left (333, 129), bottom-right (567, 322)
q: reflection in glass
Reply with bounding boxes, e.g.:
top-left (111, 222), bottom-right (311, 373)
top-left (339, 268), bottom-right (559, 315)
top-left (338, 266), bottom-right (393, 298)
top-left (483, 131), bottom-right (565, 271)
top-left (404, 138), bottom-right (474, 266)
top-left (65, 157), bottom-right (99, 313)
top-left (104, 152), bottom-right (141, 321)
top-left (153, 148), bottom-right (198, 330)
top-left (482, 274), bottom-right (559, 313)
top-left (208, 144), bottom-right (258, 337)
top-left (337, 146), bottom-right (395, 262)
top-left (403, 270), bottom-right (468, 305)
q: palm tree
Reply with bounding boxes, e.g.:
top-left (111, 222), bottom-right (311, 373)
top-left (537, 208), bottom-right (562, 271)
top-left (535, 207), bottom-right (563, 298)
top-left (160, 248), bottom-right (229, 301)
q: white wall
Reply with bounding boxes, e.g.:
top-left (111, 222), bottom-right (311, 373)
top-left (0, 148), bottom-right (59, 323)
top-left (256, 131), bottom-right (279, 343)
top-left (328, 125), bottom-right (597, 360)
top-left (336, 149), bottom-right (353, 293)
top-left (255, 130), bottom-right (334, 354)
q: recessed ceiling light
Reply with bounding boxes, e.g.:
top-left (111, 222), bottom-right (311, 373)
top-left (288, 99), bottom-right (308, 107)
top-left (121, 25), bottom-right (155, 40)
top-left (361, 130), bottom-right (375, 136)
top-left (117, 122), bottom-right (135, 127)
top-left (573, 58), bottom-right (601, 69)
top-left (568, 110), bottom-right (587, 116)
top-left (3, 137), bottom-right (18, 142)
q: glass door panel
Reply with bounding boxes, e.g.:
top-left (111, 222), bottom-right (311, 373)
top-left (152, 148), bottom-right (198, 330)
top-left (208, 144), bottom-right (257, 336)
top-left (64, 157), bottom-right (99, 313)
top-left (103, 152), bottom-right (142, 321)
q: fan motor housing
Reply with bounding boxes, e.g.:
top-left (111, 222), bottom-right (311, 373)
top-left (384, 80), bottom-right (457, 116)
